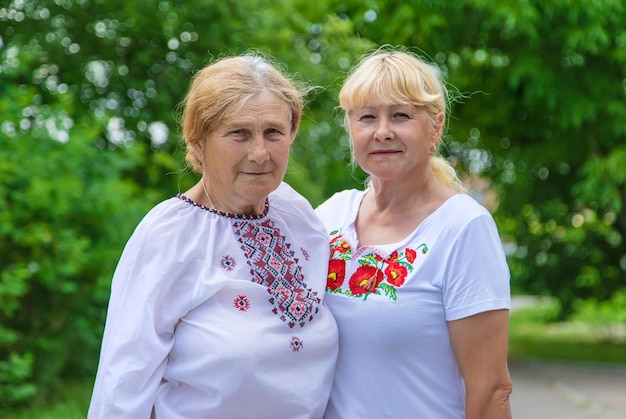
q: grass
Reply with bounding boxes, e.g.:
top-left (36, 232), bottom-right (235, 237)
top-left (4, 301), bottom-right (625, 418)
top-left (3, 380), bottom-right (91, 419)
top-left (508, 297), bottom-right (626, 364)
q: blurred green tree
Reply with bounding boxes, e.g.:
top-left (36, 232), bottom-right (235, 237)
top-left (0, 82), bottom-right (155, 408)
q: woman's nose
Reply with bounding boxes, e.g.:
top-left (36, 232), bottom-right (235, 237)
top-left (248, 136), bottom-right (270, 163)
top-left (374, 118), bottom-right (394, 141)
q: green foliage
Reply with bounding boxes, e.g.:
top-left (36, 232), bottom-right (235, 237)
top-left (0, 352), bottom-right (37, 410)
top-left (1, 0), bottom-right (369, 200)
top-left (2, 0), bottom-right (626, 409)
top-left (0, 83), bottom-right (156, 409)
top-left (572, 290), bottom-right (626, 342)
top-left (4, 379), bottom-right (90, 419)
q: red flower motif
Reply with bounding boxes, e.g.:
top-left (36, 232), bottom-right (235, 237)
top-left (385, 261), bottom-right (408, 287)
top-left (388, 250), bottom-right (399, 261)
top-left (327, 259), bottom-right (346, 290)
top-left (335, 240), bottom-right (351, 254)
top-left (233, 295), bottom-right (250, 312)
top-left (349, 265), bottom-right (384, 295)
top-left (405, 248), bottom-right (417, 263)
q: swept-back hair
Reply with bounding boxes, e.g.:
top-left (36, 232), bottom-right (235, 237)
top-left (181, 52), bottom-right (306, 173)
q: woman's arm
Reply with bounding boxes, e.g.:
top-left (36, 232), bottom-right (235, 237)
top-left (448, 309), bottom-right (513, 419)
top-left (88, 213), bottom-right (184, 418)
top-left (88, 252), bottom-right (176, 418)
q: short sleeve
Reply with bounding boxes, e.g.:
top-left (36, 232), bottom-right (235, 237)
top-left (442, 213), bottom-right (511, 321)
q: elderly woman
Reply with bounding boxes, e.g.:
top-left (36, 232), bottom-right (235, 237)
top-left (316, 47), bottom-right (512, 419)
top-left (88, 54), bottom-right (338, 418)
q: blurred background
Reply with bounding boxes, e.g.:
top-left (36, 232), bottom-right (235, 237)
top-left (1, 0), bottom-right (625, 417)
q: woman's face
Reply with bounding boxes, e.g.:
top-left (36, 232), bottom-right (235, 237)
top-left (199, 91), bottom-right (294, 214)
top-left (349, 103), bottom-right (442, 181)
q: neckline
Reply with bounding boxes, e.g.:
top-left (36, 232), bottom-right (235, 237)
top-left (176, 193), bottom-right (269, 220)
top-left (350, 190), bottom-right (463, 249)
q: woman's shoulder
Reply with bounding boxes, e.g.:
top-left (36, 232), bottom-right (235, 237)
top-left (268, 182), bottom-right (326, 231)
top-left (124, 196), bottom-right (209, 251)
top-left (270, 182), bottom-right (312, 206)
top-left (270, 182), bottom-right (315, 216)
top-left (430, 194), bottom-right (502, 241)
top-left (316, 189), bottom-right (364, 214)
top-left (438, 193), bottom-right (492, 221)
top-left (315, 189), bottom-right (365, 230)
top-left (135, 196), bottom-right (190, 230)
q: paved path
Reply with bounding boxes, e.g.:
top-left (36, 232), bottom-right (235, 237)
top-left (509, 360), bottom-right (626, 418)
top-left (509, 296), bottom-right (626, 418)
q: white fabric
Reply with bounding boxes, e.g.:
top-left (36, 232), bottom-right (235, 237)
top-left (89, 182), bottom-right (338, 419)
top-left (315, 189), bottom-right (510, 419)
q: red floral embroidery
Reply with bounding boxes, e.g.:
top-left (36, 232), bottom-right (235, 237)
top-left (233, 295), bottom-right (250, 312)
top-left (385, 261), bottom-right (408, 287)
top-left (325, 228), bottom-right (429, 301)
top-left (330, 234), bottom-right (352, 259)
top-left (349, 265), bottom-right (384, 295)
top-left (405, 248), bottom-right (417, 263)
top-left (220, 255), bottom-right (236, 271)
top-left (327, 259), bottom-right (346, 290)
top-left (290, 336), bottom-right (303, 352)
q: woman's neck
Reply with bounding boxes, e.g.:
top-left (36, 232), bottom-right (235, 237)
top-left (356, 175), bottom-right (456, 247)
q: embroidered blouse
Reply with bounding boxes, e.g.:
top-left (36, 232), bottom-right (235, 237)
top-left (88, 182), bottom-right (338, 419)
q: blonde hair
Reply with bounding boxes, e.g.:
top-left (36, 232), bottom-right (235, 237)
top-left (181, 53), bottom-right (306, 173)
top-left (339, 46), bottom-right (465, 192)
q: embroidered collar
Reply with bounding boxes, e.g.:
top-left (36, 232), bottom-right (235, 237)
top-left (177, 193), bottom-right (269, 220)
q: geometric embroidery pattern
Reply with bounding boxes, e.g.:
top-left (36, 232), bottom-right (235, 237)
top-left (220, 255), bottom-right (237, 271)
top-left (290, 336), bottom-right (304, 352)
top-left (233, 219), bottom-right (320, 328)
top-left (233, 295), bottom-right (250, 312)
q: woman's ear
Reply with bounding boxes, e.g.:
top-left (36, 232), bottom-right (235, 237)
top-left (289, 130), bottom-right (298, 145)
top-left (191, 140), bottom-right (204, 161)
top-left (432, 112), bottom-right (445, 143)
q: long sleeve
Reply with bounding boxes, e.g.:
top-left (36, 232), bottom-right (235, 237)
top-left (88, 203), bottom-right (198, 418)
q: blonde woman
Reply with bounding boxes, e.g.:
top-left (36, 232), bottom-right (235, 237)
top-left (317, 47), bottom-right (512, 419)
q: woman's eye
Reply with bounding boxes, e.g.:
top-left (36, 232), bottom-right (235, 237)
top-left (266, 128), bottom-right (291, 141)
top-left (266, 128), bottom-right (287, 139)
top-left (393, 113), bottom-right (410, 119)
top-left (228, 129), bottom-right (248, 141)
top-left (358, 114), bottom-right (375, 121)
